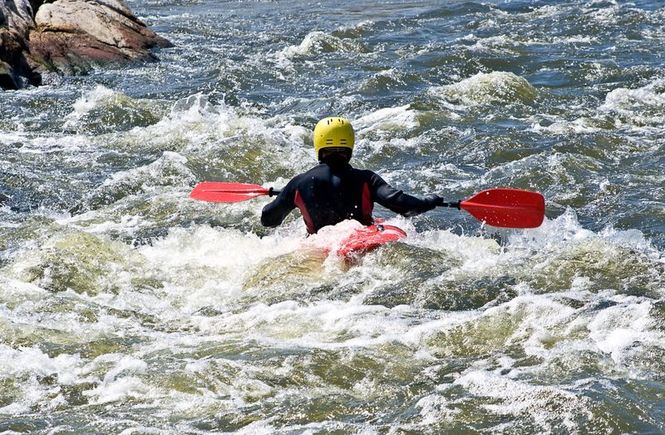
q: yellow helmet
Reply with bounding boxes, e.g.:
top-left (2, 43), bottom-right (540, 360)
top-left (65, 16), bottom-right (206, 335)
top-left (313, 117), bottom-right (354, 159)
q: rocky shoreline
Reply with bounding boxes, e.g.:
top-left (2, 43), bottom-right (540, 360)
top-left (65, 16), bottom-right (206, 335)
top-left (0, 0), bottom-right (171, 90)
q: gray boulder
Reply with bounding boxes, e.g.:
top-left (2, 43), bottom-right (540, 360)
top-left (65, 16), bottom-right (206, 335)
top-left (0, 0), bottom-right (172, 89)
top-left (30, 0), bottom-right (172, 74)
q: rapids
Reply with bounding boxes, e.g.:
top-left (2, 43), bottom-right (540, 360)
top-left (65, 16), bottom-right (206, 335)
top-left (1, 1), bottom-right (664, 433)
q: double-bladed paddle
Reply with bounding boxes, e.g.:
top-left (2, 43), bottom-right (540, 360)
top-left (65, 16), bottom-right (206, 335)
top-left (190, 182), bottom-right (545, 228)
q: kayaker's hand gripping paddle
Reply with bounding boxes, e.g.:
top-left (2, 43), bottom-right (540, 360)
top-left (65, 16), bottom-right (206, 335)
top-left (189, 182), bottom-right (545, 229)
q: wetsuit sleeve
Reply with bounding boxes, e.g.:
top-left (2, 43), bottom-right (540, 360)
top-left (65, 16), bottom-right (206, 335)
top-left (369, 172), bottom-right (441, 217)
top-left (260, 179), bottom-right (297, 227)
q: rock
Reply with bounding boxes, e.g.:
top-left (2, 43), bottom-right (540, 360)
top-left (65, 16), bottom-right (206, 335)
top-left (0, 60), bottom-right (20, 88)
top-left (0, 0), bottom-right (41, 88)
top-left (0, 0), bottom-right (172, 89)
top-left (30, 0), bottom-right (172, 74)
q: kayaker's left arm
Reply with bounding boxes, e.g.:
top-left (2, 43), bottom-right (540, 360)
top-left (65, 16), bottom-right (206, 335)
top-left (369, 172), bottom-right (443, 217)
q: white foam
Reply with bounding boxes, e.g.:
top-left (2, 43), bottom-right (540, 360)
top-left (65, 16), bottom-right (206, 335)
top-left (505, 208), bottom-right (590, 249)
top-left (3, 131), bottom-right (92, 154)
top-left (354, 105), bottom-right (420, 133)
top-left (603, 80), bottom-right (665, 110)
top-left (102, 356), bottom-right (148, 383)
top-left (507, 208), bottom-right (659, 261)
top-left (279, 31), bottom-right (362, 59)
top-left (0, 345), bottom-right (82, 382)
top-left (527, 4), bottom-right (564, 19)
top-left (465, 35), bottom-right (520, 55)
top-left (68, 85), bottom-right (116, 121)
top-left (335, 20), bottom-right (374, 35)
top-left (87, 151), bottom-right (194, 205)
top-left (350, 105), bottom-right (430, 158)
top-left (114, 93), bottom-right (312, 174)
top-left (416, 394), bottom-right (458, 425)
top-left (585, 2), bottom-right (634, 26)
top-left (530, 117), bottom-right (601, 135)
top-left (587, 298), bottom-right (657, 365)
top-left (83, 376), bottom-right (153, 404)
top-left (429, 72), bottom-right (538, 108)
top-left (274, 31), bottom-right (363, 70)
top-left (454, 369), bottom-right (592, 431)
top-left (136, 224), bottom-right (307, 311)
top-left (408, 228), bottom-right (503, 275)
top-left (599, 226), bottom-right (661, 258)
top-left (234, 420), bottom-right (277, 435)
top-left (0, 276), bottom-right (49, 303)
top-left (600, 79), bottom-right (665, 128)
top-left (0, 344), bottom-right (87, 413)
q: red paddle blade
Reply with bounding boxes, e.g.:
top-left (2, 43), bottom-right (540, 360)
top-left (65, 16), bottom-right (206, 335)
top-left (190, 182), bottom-right (270, 203)
top-left (460, 188), bottom-right (545, 228)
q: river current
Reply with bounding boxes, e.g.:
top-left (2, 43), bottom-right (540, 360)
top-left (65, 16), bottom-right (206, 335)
top-left (1, 0), bottom-right (664, 433)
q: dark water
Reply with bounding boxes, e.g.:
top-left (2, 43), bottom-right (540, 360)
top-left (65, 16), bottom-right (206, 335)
top-left (1, 1), bottom-right (664, 433)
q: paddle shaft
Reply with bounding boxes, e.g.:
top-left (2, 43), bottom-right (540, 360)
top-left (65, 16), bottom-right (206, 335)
top-left (439, 200), bottom-right (461, 209)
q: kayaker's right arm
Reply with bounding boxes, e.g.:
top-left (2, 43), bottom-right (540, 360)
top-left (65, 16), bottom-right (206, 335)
top-left (261, 181), bottom-right (296, 227)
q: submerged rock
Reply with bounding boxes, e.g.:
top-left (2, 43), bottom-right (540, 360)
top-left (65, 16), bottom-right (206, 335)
top-left (0, 0), bottom-right (172, 89)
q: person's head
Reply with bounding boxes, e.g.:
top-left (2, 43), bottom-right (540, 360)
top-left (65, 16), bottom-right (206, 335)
top-left (313, 117), bottom-right (354, 164)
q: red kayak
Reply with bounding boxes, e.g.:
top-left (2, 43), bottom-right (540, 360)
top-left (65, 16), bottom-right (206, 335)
top-left (336, 223), bottom-right (407, 258)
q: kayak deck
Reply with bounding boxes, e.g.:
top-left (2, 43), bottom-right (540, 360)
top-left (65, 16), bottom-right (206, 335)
top-left (337, 223), bottom-right (407, 258)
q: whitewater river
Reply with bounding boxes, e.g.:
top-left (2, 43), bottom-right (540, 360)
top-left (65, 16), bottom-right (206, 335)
top-left (1, 0), bottom-right (664, 432)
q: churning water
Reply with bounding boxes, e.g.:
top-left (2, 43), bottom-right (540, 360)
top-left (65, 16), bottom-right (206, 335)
top-left (1, 0), bottom-right (664, 433)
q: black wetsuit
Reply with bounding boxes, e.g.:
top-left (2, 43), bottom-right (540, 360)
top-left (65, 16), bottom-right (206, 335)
top-left (261, 162), bottom-right (441, 234)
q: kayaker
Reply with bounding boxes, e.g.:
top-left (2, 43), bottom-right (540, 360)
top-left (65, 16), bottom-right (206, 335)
top-left (261, 117), bottom-right (444, 234)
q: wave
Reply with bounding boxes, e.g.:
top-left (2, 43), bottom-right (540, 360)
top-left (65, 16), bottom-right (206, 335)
top-left (600, 79), bottom-right (665, 128)
top-left (359, 68), bottom-right (414, 94)
top-left (63, 85), bottom-right (165, 134)
top-left (429, 72), bottom-right (538, 108)
top-left (83, 151), bottom-right (195, 211)
top-left (274, 31), bottom-right (366, 70)
top-left (354, 105), bottom-right (420, 134)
